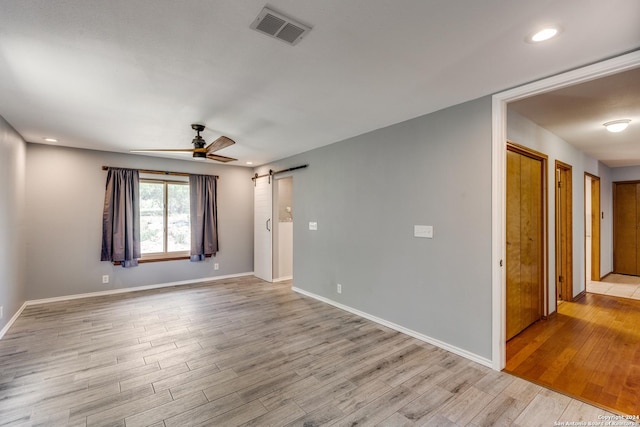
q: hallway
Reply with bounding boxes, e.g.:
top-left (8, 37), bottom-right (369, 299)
top-left (505, 292), bottom-right (640, 416)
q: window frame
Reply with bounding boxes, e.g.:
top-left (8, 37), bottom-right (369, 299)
top-left (139, 176), bottom-right (191, 262)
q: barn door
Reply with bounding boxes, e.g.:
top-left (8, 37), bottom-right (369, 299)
top-left (254, 175), bottom-right (273, 282)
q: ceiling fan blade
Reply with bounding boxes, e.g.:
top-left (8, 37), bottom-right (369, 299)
top-left (206, 153), bottom-right (237, 163)
top-left (130, 148), bottom-right (197, 153)
top-left (206, 136), bottom-right (235, 154)
top-left (131, 131), bottom-right (234, 159)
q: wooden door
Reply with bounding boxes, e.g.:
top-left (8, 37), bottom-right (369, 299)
top-left (506, 145), bottom-right (545, 340)
top-left (614, 182), bottom-right (640, 275)
top-left (555, 162), bottom-right (572, 302)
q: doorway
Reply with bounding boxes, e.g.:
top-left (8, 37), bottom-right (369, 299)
top-left (273, 176), bottom-right (293, 282)
top-left (506, 142), bottom-right (547, 341)
top-left (492, 51), bottom-right (640, 370)
top-left (585, 174), bottom-right (601, 284)
top-left (253, 173), bottom-right (295, 283)
top-left (555, 161), bottom-right (573, 302)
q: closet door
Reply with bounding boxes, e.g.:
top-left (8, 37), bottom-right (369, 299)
top-left (506, 148), bottom-right (544, 340)
top-left (614, 182), bottom-right (640, 275)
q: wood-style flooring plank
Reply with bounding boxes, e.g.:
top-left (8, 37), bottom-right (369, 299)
top-left (0, 276), bottom-right (621, 427)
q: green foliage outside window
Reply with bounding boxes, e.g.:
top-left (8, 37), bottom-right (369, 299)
top-left (140, 180), bottom-right (190, 254)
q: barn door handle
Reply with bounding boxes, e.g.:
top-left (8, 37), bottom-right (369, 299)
top-left (266, 218), bottom-right (271, 231)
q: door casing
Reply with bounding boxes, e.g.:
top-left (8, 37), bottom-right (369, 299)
top-left (492, 51), bottom-right (640, 370)
top-left (555, 161), bottom-right (573, 302)
top-left (585, 173), bottom-right (601, 282)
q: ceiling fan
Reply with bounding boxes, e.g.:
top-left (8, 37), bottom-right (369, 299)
top-left (130, 124), bottom-right (237, 162)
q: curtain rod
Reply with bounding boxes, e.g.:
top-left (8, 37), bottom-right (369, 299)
top-left (101, 166), bottom-right (218, 179)
top-left (252, 164), bottom-right (308, 184)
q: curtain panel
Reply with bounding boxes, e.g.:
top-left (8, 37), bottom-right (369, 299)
top-left (101, 168), bottom-right (141, 267)
top-left (189, 174), bottom-right (218, 261)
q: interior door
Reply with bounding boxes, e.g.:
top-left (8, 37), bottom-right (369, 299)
top-left (614, 181), bottom-right (640, 275)
top-left (506, 145), bottom-right (544, 340)
top-left (254, 175), bottom-right (273, 282)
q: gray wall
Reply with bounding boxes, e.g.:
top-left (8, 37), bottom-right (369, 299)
top-left (25, 144), bottom-right (254, 300)
top-left (507, 111), bottom-right (613, 308)
top-left (0, 116), bottom-right (27, 331)
top-left (258, 96), bottom-right (493, 360)
top-left (611, 165), bottom-right (640, 182)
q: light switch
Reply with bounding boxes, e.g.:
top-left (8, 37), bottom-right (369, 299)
top-left (309, 221), bottom-right (318, 231)
top-left (414, 225), bottom-right (433, 239)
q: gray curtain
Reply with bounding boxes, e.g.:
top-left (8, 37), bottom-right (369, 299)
top-left (101, 168), bottom-right (141, 267)
top-left (189, 174), bottom-right (218, 261)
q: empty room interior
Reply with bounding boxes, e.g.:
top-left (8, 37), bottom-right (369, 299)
top-left (1, 2), bottom-right (640, 426)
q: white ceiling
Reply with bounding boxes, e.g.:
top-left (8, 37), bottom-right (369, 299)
top-left (1, 1), bottom-right (639, 167)
top-left (509, 67), bottom-right (640, 168)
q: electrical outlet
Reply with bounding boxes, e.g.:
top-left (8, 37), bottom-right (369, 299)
top-left (337, 283), bottom-right (342, 294)
top-left (102, 275), bottom-right (109, 284)
top-left (214, 263), bottom-right (219, 270)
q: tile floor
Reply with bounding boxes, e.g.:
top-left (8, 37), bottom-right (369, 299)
top-left (587, 273), bottom-right (640, 300)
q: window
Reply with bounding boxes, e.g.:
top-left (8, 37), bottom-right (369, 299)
top-left (139, 178), bottom-right (190, 258)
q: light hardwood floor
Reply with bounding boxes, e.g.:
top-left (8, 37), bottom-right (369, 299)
top-left (0, 276), bottom-right (619, 426)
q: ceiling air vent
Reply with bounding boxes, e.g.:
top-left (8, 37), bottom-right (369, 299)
top-left (250, 6), bottom-right (311, 46)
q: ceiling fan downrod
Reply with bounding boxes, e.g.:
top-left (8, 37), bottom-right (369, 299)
top-left (191, 124), bottom-right (206, 157)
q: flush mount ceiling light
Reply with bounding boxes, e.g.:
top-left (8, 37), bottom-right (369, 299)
top-left (526, 27), bottom-right (560, 43)
top-left (43, 137), bottom-right (58, 142)
top-left (604, 119), bottom-right (631, 133)
top-left (246, 161), bottom-right (254, 165)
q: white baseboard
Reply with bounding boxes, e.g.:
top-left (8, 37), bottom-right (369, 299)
top-left (0, 301), bottom-right (28, 340)
top-left (292, 286), bottom-right (493, 369)
top-left (273, 276), bottom-right (293, 283)
top-left (26, 272), bottom-right (254, 306)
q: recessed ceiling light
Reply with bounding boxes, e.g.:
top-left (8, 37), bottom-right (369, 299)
top-left (604, 119), bottom-right (631, 133)
top-left (527, 27), bottom-right (560, 43)
top-left (43, 137), bottom-right (58, 142)
top-left (246, 161), bottom-right (254, 165)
